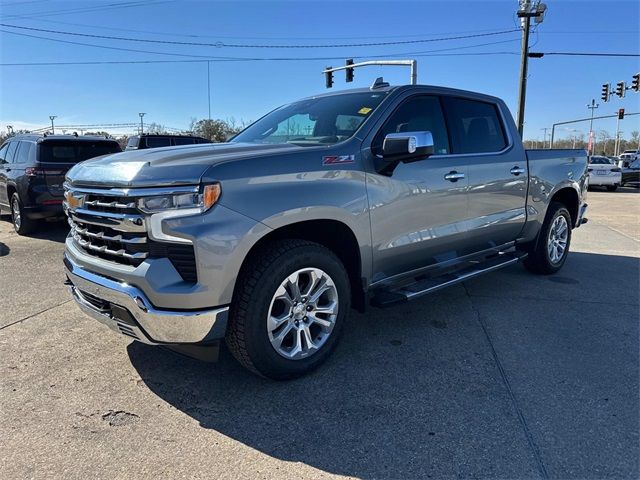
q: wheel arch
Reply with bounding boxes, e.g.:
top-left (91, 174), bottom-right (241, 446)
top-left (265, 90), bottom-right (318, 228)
top-left (236, 219), bottom-right (367, 312)
top-left (549, 186), bottom-right (580, 227)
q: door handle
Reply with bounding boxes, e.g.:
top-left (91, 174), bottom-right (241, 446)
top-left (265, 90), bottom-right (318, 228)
top-left (444, 171), bottom-right (465, 182)
top-left (510, 166), bottom-right (526, 176)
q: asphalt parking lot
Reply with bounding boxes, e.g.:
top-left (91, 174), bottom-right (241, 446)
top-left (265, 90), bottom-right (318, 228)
top-left (1, 188), bottom-right (638, 479)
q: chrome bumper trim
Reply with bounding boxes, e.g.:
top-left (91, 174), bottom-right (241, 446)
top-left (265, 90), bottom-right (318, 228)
top-left (64, 255), bottom-right (228, 344)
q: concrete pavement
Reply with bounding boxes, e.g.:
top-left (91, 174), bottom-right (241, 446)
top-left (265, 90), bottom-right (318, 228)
top-left (1, 188), bottom-right (638, 479)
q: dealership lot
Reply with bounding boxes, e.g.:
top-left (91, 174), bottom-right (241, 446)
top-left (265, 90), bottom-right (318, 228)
top-left (1, 189), bottom-right (638, 479)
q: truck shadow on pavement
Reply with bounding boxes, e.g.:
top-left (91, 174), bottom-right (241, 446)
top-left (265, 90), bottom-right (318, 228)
top-left (127, 251), bottom-right (639, 479)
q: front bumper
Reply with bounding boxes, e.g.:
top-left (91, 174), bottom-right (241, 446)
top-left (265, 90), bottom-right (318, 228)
top-left (64, 254), bottom-right (229, 345)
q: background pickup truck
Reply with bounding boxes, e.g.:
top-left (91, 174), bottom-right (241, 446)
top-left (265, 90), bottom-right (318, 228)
top-left (63, 84), bottom-right (588, 379)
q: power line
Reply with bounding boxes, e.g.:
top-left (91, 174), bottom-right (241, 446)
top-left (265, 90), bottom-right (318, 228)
top-left (0, 23), bottom-right (521, 48)
top-left (11, 16), bottom-right (519, 41)
top-left (537, 51), bottom-right (640, 57)
top-left (0, 28), bottom-right (521, 62)
top-left (2, 1), bottom-right (167, 20)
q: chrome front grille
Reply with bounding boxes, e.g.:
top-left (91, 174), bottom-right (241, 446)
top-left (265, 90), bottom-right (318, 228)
top-left (64, 185), bottom-right (198, 282)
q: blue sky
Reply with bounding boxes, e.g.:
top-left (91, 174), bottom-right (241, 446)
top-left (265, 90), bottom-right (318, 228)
top-left (0, 0), bottom-right (638, 142)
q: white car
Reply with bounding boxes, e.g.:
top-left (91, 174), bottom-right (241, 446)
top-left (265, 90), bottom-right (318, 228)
top-left (588, 156), bottom-right (622, 191)
top-left (619, 150), bottom-right (639, 168)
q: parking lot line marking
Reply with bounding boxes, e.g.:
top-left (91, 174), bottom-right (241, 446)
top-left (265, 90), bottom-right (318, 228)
top-left (0, 301), bottom-right (72, 331)
top-left (463, 283), bottom-right (550, 480)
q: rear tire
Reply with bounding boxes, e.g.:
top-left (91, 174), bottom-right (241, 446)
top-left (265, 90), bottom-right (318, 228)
top-left (523, 202), bottom-right (572, 275)
top-left (226, 239), bottom-right (350, 380)
top-left (606, 185), bottom-right (618, 192)
top-left (11, 193), bottom-right (37, 235)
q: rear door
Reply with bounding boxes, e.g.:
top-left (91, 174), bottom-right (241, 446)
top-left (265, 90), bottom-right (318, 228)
top-left (0, 141), bottom-right (18, 206)
top-left (0, 142), bottom-right (11, 206)
top-left (367, 94), bottom-right (470, 280)
top-left (443, 96), bottom-right (527, 250)
top-left (38, 140), bottom-right (121, 196)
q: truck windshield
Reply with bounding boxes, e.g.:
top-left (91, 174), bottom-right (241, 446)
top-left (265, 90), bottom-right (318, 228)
top-left (232, 91), bottom-right (389, 146)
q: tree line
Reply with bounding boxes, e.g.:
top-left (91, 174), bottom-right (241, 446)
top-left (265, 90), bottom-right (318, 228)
top-left (524, 130), bottom-right (640, 155)
top-left (0, 117), bottom-right (249, 150)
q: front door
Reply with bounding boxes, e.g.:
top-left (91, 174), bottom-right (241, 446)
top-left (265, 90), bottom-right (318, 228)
top-left (366, 95), bottom-right (469, 283)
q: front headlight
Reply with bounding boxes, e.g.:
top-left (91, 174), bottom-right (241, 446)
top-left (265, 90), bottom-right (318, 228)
top-left (138, 184), bottom-right (221, 213)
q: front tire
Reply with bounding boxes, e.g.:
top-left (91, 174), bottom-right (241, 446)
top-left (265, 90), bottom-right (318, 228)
top-left (226, 239), bottom-right (350, 380)
top-left (11, 193), bottom-right (37, 235)
top-left (523, 202), bottom-right (572, 275)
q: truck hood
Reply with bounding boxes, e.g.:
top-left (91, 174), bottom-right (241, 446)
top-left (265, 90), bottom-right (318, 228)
top-left (65, 142), bottom-right (301, 188)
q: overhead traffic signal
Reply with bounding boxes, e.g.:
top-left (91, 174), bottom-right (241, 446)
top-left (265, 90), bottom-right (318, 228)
top-left (325, 67), bottom-right (334, 89)
top-left (632, 73), bottom-right (639, 92)
top-left (345, 59), bottom-right (354, 83)
top-left (615, 81), bottom-right (626, 98)
top-left (601, 83), bottom-right (610, 102)
top-left (618, 108), bottom-right (625, 120)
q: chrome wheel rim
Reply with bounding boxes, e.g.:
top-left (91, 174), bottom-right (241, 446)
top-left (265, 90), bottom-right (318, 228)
top-left (547, 215), bottom-right (568, 264)
top-left (267, 267), bottom-right (339, 360)
top-left (11, 198), bottom-right (21, 230)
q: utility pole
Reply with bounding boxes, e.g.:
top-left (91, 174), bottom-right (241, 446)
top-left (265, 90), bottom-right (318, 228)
top-left (586, 99), bottom-right (599, 155)
top-left (207, 61), bottom-right (211, 120)
top-left (541, 127), bottom-right (550, 148)
top-left (49, 115), bottom-right (57, 134)
top-left (138, 112), bottom-right (146, 135)
top-left (516, 1), bottom-right (547, 138)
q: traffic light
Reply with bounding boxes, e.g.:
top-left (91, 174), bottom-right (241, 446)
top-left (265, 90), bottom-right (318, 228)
top-left (632, 73), bottom-right (640, 92)
top-left (615, 81), bottom-right (626, 98)
top-left (345, 59), bottom-right (354, 83)
top-left (601, 83), bottom-right (610, 102)
top-left (325, 67), bottom-right (334, 89)
top-left (618, 108), bottom-right (625, 120)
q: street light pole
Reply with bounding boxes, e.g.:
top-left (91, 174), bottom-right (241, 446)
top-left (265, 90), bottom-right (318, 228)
top-left (49, 115), bottom-right (57, 134)
top-left (516, 3), bottom-right (531, 138)
top-left (207, 61), bottom-right (211, 120)
top-left (138, 113), bottom-right (146, 135)
top-left (541, 127), bottom-right (550, 148)
top-left (587, 99), bottom-right (599, 155)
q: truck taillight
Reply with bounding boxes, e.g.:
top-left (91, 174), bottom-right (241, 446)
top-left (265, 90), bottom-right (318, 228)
top-left (25, 167), bottom-right (64, 176)
top-left (25, 167), bottom-right (45, 176)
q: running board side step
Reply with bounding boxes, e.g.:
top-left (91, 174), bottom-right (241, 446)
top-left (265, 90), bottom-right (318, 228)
top-left (371, 251), bottom-right (527, 308)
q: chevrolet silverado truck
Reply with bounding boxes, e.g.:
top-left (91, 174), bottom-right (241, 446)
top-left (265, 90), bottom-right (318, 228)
top-left (63, 84), bottom-right (588, 379)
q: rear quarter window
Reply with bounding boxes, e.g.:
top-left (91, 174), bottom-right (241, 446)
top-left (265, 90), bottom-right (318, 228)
top-left (444, 97), bottom-right (508, 154)
top-left (145, 137), bottom-right (171, 148)
top-left (172, 137), bottom-right (196, 146)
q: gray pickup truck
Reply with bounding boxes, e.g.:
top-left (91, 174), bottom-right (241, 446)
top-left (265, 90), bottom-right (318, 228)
top-left (63, 84), bottom-right (588, 379)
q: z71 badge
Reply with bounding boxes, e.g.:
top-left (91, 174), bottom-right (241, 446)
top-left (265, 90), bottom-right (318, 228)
top-left (322, 155), bottom-right (355, 165)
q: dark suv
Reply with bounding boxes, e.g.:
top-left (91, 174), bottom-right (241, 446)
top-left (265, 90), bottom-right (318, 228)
top-left (0, 134), bottom-right (121, 234)
top-left (125, 134), bottom-right (211, 151)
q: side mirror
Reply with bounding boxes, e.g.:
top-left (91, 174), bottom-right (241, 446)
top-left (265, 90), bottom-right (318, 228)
top-left (382, 131), bottom-right (435, 163)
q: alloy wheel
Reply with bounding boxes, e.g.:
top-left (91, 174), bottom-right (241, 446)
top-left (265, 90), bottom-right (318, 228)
top-left (267, 267), bottom-right (339, 360)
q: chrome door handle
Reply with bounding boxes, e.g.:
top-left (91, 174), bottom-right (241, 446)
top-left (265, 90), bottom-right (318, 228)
top-left (510, 166), bottom-right (526, 176)
top-left (444, 171), bottom-right (465, 182)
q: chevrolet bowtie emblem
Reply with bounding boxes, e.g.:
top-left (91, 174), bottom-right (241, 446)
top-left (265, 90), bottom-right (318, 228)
top-left (64, 191), bottom-right (84, 209)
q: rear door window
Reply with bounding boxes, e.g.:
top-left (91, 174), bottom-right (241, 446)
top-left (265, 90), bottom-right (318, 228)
top-left (444, 97), bottom-right (508, 154)
top-left (145, 137), bottom-right (171, 148)
top-left (39, 141), bottom-right (121, 163)
top-left (5, 142), bottom-right (18, 164)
